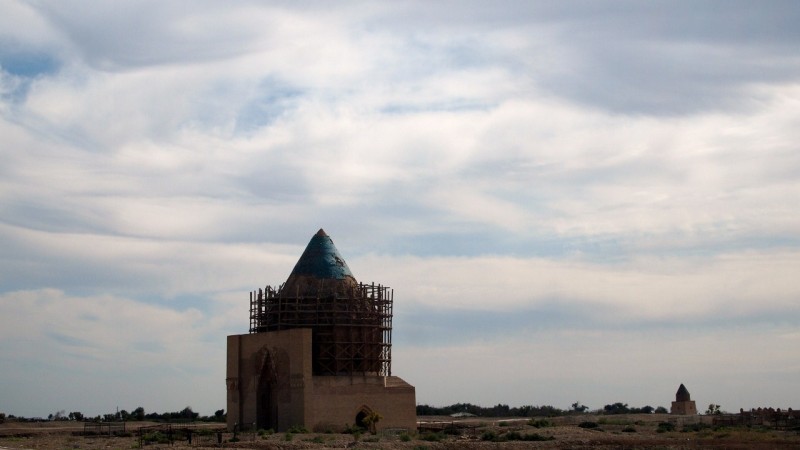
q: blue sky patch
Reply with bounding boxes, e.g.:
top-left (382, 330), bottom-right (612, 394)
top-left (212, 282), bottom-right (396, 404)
top-left (0, 50), bottom-right (59, 78)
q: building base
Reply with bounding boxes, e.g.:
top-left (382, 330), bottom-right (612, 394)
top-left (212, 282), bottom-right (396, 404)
top-left (226, 329), bottom-right (416, 432)
top-left (671, 401), bottom-right (698, 415)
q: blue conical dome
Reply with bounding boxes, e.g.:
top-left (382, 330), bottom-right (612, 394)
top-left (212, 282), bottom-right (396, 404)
top-left (289, 228), bottom-right (354, 279)
top-left (282, 229), bottom-right (358, 296)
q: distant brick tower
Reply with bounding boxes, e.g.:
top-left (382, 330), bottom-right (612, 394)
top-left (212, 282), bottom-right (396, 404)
top-left (670, 383), bottom-right (698, 415)
top-left (226, 229), bottom-right (416, 432)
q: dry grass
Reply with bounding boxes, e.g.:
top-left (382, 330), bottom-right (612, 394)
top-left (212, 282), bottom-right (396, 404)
top-left (2, 415), bottom-right (798, 450)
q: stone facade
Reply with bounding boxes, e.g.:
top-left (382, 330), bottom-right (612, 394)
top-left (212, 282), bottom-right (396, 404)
top-left (226, 329), bottom-right (416, 432)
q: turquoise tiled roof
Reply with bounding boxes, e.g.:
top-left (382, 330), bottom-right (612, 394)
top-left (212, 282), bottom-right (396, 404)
top-left (288, 228), bottom-right (354, 280)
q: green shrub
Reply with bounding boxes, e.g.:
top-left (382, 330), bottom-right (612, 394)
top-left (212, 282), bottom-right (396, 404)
top-left (481, 430), bottom-right (497, 441)
top-left (520, 433), bottom-right (554, 441)
top-left (343, 423), bottom-right (363, 434)
top-left (399, 433), bottom-right (412, 442)
top-left (141, 431), bottom-right (170, 444)
top-left (528, 419), bottom-right (552, 428)
top-left (257, 428), bottom-right (274, 436)
top-left (287, 425), bottom-right (308, 434)
top-left (304, 436), bottom-right (324, 443)
top-left (657, 422), bottom-right (675, 433)
top-left (598, 418), bottom-right (632, 425)
top-left (442, 425), bottom-right (460, 435)
top-left (420, 431), bottom-right (444, 442)
top-left (504, 431), bottom-right (554, 441)
top-left (523, 433), bottom-right (556, 441)
top-left (313, 423), bottom-right (335, 433)
top-left (622, 426), bottom-right (636, 433)
top-left (283, 432), bottom-right (293, 441)
top-left (498, 421), bottom-right (509, 427)
top-left (361, 411), bottom-right (383, 433)
top-left (578, 421), bottom-right (599, 429)
top-left (682, 423), bottom-right (710, 432)
top-left (505, 431), bottom-right (522, 440)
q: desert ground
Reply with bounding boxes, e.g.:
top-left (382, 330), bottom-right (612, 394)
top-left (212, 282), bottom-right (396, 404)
top-left (2, 414), bottom-right (800, 450)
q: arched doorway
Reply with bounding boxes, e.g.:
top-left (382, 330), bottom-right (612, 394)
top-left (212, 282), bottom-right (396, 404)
top-left (354, 405), bottom-right (373, 431)
top-left (256, 351), bottom-right (277, 430)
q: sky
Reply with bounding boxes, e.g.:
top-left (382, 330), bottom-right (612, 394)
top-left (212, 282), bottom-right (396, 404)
top-left (1, 0), bottom-right (799, 418)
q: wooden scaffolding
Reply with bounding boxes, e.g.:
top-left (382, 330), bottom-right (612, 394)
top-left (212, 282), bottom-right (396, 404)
top-left (249, 282), bottom-right (393, 377)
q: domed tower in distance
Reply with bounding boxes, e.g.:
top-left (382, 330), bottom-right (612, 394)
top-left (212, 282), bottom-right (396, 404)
top-left (670, 383), bottom-right (698, 415)
top-left (226, 229), bottom-right (416, 432)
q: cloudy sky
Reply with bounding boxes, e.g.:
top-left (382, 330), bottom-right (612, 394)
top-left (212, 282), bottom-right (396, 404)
top-left (2, 1), bottom-right (799, 418)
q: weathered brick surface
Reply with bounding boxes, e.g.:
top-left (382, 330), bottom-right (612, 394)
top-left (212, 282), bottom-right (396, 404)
top-left (227, 329), bottom-right (415, 432)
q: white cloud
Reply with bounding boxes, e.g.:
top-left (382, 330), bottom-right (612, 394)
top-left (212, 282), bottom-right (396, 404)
top-left (0, 222), bottom-right (300, 295)
top-left (395, 324), bottom-right (800, 410)
top-left (0, 0), bottom-right (66, 50)
top-left (0, 288), bottom-right (230, 416)
top-left (354, 250), bottom-right (800, 322)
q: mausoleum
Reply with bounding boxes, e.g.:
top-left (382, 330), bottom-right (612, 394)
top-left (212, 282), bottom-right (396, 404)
top-left (226, 229), bottom-right (416, 432)
top-left (670, 383), bottom-right (698, 415)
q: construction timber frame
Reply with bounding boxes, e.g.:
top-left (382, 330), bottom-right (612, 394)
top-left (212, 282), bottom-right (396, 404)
top-left (249, 282), bottom-right (393, 377)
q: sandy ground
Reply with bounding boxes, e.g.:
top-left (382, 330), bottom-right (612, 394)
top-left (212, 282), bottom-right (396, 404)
top-left (2, 415), bottom-right (799, 449)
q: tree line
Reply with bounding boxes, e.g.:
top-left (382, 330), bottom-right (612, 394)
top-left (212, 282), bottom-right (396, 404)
top-left (416, 402), bottom-right (668, 417)
top-left (1, 407), bottom-right (225, 423)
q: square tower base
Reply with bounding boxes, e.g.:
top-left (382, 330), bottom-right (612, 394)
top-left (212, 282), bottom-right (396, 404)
top-left (226, 329), bottom-right (416, 432)
top-left (671, 401), bottom-right (698, 415)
